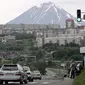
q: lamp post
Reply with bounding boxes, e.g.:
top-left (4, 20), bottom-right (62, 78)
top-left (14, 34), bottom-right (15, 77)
top-left (80, 47), bottom-right (85, 66)
top-left (77, 9), bottom-right (85, 22)
top-left (80, 35), bottom-right (85, 66)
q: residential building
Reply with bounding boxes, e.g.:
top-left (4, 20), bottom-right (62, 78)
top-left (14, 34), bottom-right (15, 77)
top-left (2, 35), bottom-right (15, 43)
top-left (0, 24), bottom-right (84, 47)
top-left (66, 19), bottom-right (75, 29)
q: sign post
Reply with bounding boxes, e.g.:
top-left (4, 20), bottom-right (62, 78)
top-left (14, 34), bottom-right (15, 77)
top-left (84, 56), bottom-right (85, 66)
top-left (80, 47), bottom-right (85, 66)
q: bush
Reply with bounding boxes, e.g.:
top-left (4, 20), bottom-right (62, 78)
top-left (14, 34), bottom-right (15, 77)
top-left (73, 67), bottom-right (85, 85)
top-left (47, 60), bottom-right (53, 67)
top-left (35, 60), bottom-right (47, 75)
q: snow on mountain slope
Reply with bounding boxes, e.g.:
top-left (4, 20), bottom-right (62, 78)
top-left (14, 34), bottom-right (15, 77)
top-left (7, 2), bottom-right (85, 28)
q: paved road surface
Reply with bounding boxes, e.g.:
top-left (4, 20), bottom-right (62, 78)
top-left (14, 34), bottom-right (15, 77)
top-left (1, 68), bottom-right (73, 85)
top-left (1, 78), bottom-right (73, 85)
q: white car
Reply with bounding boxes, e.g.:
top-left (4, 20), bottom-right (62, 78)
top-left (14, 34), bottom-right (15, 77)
top-left (23, 66), bottom-right (34, 82)
top-left (33, 70), bottom-right (41, 80)
top-left (0, 64), bottom-right (28, 84)
top-left (26, 70), bottom-right (34, 82)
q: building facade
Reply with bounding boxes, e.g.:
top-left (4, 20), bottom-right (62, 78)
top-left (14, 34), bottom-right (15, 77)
top-left (36, 28), bottom-right (83, 47)
top-left (0, 23), bottom-right (84, 47)
top-left (66, 19), bottom-right (75, 29)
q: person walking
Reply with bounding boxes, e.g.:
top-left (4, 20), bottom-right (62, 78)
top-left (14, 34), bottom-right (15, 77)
top-left (76, 62), bottom-right (83, 76)
top-left (69, 60), bottom-right (76, 79)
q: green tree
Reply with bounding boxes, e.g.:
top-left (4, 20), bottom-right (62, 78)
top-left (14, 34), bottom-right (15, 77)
top-left (52, 47), bottom-right (81, 61)
top-left (15, 33), bottom-right (36, 40)
top-left (71, 55), bottom-right (83, 61)
top-left (35, 60), bottom-right (46, 75)
top-left (47, 60), bottom-right (53, 67)
top-left (35, 49), bottom-right (45, 60)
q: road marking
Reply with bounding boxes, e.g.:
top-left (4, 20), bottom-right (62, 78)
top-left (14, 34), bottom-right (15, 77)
top-left (8, 82), bottom-right (19, 84)
top-left (29, 82), bottom-right (38, 84)
top-left (42, 82), bottom-right (49, 84)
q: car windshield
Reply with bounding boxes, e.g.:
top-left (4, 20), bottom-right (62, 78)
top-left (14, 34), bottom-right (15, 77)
top-left (2, 65), bottom-right (18, 71)
top-left (23, 66), bottom-right (30, 71)
top-left (33, 71), bottom-right (40, 73)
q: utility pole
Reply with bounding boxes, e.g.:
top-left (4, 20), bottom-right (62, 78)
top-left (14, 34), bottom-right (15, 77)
top-left (80, 36), bottom-right (85, 66)
top-left (77, 9), bottom-right (85, 22)
top-left (20, 23), bottom-right (25, 33)
top-left (77, 9), bottom-right (85, 66)
top-left (42, 29), bottom-right (45, 48)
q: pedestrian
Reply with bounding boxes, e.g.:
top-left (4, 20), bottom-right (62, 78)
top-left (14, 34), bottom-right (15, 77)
top-left (76, 62), bottom-right (83, 76)
top-left (69, 60), bottom-right (76, 79)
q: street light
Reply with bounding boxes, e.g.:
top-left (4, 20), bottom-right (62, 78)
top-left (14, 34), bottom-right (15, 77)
top-left (83, 15), bottom-right (85, 19)
top-left (77, 9), bottom-right (85, 22)
top-left (77, 9), bottom-right (81, 22)
top-left (80, 47), bottom-right (85, 66)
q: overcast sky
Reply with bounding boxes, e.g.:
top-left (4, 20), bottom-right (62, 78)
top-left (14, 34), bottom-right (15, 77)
top-left (0, 0), bottom-right (85, 24)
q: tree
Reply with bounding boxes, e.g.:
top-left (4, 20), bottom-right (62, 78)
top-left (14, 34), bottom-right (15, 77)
top-left (71, 55), bottom-right (83, 61)
top-left (36, 49), bottom-right (45, 60)
top-left (15, 33), bottom-right (36, 40)
top-left (52, 47), bottom-right (81, 61)
top-left (47, 60), bottom-right (53, 67)
top-left (35, 60), bottom-right (47, 75)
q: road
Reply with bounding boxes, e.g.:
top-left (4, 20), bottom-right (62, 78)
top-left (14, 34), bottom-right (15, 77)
top-left (0, 68), bottom-right (73, 85)
top-left (1, 78), bottom-right (73, 85)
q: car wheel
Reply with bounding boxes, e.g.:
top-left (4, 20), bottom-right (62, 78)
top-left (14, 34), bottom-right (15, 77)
top-left (24, 80), bottom-right (28, 84)
top-left (29, 79), bottom-right (31, 82)
top-left (5, 81), bottom-right (8, 84)
top-left (31, 78), bottom-right (33, 82)
top-left (39, 78), bottom-right (41, 80)
top-left (20, 81), bottom-right (23, 84)
top-left (0, 81), bottom-right (3, 84)
top-left (29, 78), bottom-right (33, 82)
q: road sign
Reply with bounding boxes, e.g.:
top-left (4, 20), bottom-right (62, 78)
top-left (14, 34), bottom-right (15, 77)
top-left (83, 15), bottom-right (85, 19)
top-left (80, 47), bottom-right (85, 53)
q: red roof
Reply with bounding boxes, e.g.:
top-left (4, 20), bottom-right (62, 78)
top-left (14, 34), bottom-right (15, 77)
top-left (77, 26), bottom-right (85, 29)
top-left (66, 19), bottom-right (74, 22)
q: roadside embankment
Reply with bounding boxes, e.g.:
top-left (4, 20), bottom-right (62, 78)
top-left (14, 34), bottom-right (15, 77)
top-left (72, 68), bottom-right (85, 85)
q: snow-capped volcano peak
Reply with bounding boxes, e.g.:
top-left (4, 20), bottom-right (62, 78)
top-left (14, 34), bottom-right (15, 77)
top-left (40, 2), bottom-right (54, 7)
top-left (8, 2), bottom-right (84, 27)
top-left (40, 2), bottom-right (62, 10)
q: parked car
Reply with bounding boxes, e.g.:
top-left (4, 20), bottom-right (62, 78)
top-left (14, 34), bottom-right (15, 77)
top-left (23, 66), bottom-right (34, 82)
top-left (33, 70), bottom-right (41, 80)
top-left (0, 64), bottom-right (28, 84)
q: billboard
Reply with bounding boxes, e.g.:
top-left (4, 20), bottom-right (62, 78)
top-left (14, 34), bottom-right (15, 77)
top-left (80, 47), bottom-right (85, 53)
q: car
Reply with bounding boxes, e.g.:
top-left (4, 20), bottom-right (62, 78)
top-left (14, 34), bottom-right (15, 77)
top-left (23, 66), bottom-right (34, 82)
top-left (33, 70), bottom-right (41, 80)
top-left (0, 64), bottom-right (28, 84)
top-left (26, 70), bottom-right (34, 82)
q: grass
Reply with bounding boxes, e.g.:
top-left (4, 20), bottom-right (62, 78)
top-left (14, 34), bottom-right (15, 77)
top-left (72, 68), bottom-right (85, 85)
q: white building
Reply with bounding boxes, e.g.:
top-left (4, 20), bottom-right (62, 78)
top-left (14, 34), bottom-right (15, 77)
top-left (2, 35), bottom-right (15, 43)
top-left (0, 24), bottom-right (84, 47)
top-left (36, 28), bottom-right (84, 47)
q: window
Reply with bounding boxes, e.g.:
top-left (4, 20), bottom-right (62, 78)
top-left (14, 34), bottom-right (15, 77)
top-left (2, 65), bottom-right (18, 71)
top-left (67, 30), bottom-right (70, 34)
top-left (65, 40), bottom-right (68, 44)
top-left (46, 33), bottom-right (48, 37)
top-left (73, 39), bottom-right (75, 43)
top-left (56, 40), bottom-right (59, 44)
top-left (49, 40), bottom-right (52, 43)
top-left (18, 65), bottom-right (23, 71)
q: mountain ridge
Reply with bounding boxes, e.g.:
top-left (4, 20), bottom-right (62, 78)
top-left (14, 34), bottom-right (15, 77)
top-left (7, 2), bottom-right (84, 28)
